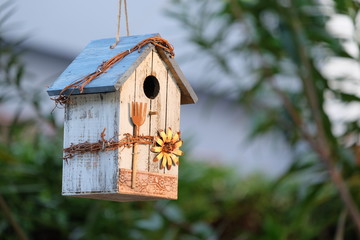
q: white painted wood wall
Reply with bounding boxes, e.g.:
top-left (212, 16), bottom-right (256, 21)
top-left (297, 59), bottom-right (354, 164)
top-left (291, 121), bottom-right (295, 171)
top-left (62, 49), bottom-right (181, 196)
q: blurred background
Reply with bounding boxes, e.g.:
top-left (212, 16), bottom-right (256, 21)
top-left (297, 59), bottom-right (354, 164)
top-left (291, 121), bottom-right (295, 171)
top-left (1, 0), bottom-right (360, 239)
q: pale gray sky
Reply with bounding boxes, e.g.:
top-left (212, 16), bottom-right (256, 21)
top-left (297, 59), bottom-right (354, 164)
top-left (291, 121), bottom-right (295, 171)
top-left (8, 0), bottom-right (180, 55)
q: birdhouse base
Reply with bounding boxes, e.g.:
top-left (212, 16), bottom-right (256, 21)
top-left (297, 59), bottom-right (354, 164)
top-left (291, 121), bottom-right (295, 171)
top-left (62, 169), bottom-right (178, 202)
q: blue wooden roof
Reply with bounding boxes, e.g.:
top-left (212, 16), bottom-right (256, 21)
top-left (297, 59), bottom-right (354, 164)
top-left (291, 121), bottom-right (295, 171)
top-left (47, 33), bottom-right (198, 104)
top-left (47, 33), bottom-right (159, 96)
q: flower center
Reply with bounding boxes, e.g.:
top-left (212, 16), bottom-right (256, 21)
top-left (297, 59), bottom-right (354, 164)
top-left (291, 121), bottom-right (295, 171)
top-left (163, 142), bottom-right (175, 153)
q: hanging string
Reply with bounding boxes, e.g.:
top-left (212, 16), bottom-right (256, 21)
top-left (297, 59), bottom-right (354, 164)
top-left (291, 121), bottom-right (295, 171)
top-left (110, 0), bottom-right (122, 49)
top-left (110, 0), bottom-right (130, 49)
top-left (124, 0), bottom-right (130, 36)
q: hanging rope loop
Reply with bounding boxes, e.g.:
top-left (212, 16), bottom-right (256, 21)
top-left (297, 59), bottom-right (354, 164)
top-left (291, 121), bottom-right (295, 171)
top-left (110, 0), bottom-right (130, 49)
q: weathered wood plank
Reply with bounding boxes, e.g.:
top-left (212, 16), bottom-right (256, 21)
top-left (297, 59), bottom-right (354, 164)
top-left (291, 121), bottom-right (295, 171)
top-left (134, 50), bottom-right (153, 172)
top-left (165, 71), bottom-right (181, 176)
top-left (115, 46), bottom-right (153, 91)
top-left (63, 92), bottom-right (120, 194)
top-left (119, 71), bottom-right (136, 170)
top-left (148, 50), bottom-right (168, 173)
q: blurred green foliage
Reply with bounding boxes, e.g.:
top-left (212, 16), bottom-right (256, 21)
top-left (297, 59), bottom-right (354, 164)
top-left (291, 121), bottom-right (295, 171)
top-left (1, 127), bottom-right (357, 239)
top-left (1, 126), bottom-right (358, 239)
top-left (167, 0), bottom-right (360, 238)
top-left (1, 0), bottom-right (360, 239)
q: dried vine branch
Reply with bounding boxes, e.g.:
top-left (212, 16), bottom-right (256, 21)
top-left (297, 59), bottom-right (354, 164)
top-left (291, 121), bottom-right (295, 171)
top-left (52, 36), bottom-right (174, 106)
top-left (63, 128), bottom-right (154, 160)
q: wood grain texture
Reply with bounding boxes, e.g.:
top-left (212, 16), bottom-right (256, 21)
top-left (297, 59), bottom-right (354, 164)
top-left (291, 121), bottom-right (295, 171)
top-left (63, 92), bottom-right (119, 194)
top-left (118, 71), bottom-right (136, 170)
top-left (149, 50), bottom-right (168, 173)
top-left (165, 71), bottom-right (181, 176)
top-left (115, 46), bottom-right (153, 91)
top-left (134, 50), bottom-right (152, 172)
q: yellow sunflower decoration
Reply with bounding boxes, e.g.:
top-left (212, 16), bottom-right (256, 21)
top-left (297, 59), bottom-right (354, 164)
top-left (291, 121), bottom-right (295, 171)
top-left (151, 128), bottom-right (183, 170)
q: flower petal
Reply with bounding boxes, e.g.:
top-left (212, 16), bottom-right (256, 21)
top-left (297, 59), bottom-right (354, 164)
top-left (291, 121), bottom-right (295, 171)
top-left (151, 146), bottom-right (162, 153)
top-left (170, 154), bottom-right (179, 165)
top-left (174, 140), bottom-right (183, 149)
top-left (167, 128), bottom-right (173, 141)
top-left (166, 154), bottom-right (172, 170)
top-left (173, 149), bottom-right (183, 156)
top-left (155, 136), bottom-right (164, 146)
top-left (161, 153), bottom-right (169, 169)
top-left (153, 152), bottom-right (163, 162)
top-left (172, 132), bottom-right (180, 143)
top-left (159, 130), bottom-right (167, 142)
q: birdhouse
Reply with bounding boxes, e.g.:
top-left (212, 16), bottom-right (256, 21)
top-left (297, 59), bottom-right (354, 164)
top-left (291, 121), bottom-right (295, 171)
top-left (47, 33), bottom-right (197, 202)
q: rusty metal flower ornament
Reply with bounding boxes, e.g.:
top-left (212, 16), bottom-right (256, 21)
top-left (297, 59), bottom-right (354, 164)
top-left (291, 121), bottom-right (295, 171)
top-left (151, 128), bottom-right (183, 170)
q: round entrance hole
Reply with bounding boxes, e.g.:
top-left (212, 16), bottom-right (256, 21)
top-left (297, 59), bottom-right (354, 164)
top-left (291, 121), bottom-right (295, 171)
top-left (143, 76), bottom-right (160, 99)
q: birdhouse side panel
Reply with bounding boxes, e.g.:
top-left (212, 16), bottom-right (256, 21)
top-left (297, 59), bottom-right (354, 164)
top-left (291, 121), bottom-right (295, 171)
top-left (62, 92), bottom-right (120, 194)
top-left (148, 50), bottom-right (168, 173)
top-left (165, 71), bottom-right (181, 176)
